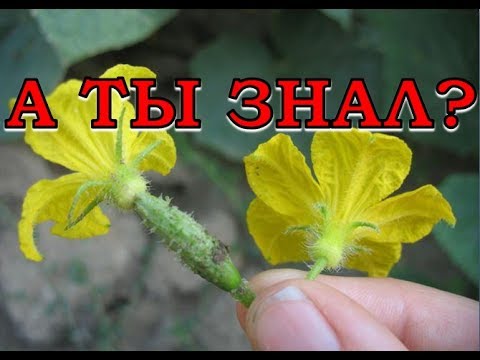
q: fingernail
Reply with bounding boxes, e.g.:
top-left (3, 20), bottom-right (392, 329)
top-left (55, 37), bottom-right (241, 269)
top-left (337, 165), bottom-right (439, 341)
top-left (249, 285), bottom-right (340, 351)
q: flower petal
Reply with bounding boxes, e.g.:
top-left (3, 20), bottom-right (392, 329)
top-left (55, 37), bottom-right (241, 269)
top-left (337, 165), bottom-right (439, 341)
top-left (358, 184), bottom-right (456, 244)
top-left (14, 64), bottom-right (157, 177)
top-left (18, 173), bottom-right (110, 261)
top-left (102, 65), bottom-right (175, 173)
top-left (87, 64), bottom-right (158, 169)
top-left (311, 129), bottom-right (412, 221)
top-left (17, 80), bottom-right (133, 177)
top-left (125, 131), bottom-right (176, 175)
top-left (244, 133), bottom-right (322, 218)
top-left (345, 239), bottom-right (402, 277)
top-left (100, 64), bottom-right (156, 84)
top-left (247, 198), bottom-right (311, 265)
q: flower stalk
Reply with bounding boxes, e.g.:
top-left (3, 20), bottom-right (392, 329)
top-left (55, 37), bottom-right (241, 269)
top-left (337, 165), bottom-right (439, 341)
top-left (306, 257), bottom-right (328, 280)
top-left (134, 191), bottom-right (255, 307)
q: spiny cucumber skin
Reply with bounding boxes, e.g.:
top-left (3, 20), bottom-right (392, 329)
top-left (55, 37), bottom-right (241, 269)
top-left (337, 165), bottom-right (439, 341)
top-left (134, 192), bottom-right (242, 292)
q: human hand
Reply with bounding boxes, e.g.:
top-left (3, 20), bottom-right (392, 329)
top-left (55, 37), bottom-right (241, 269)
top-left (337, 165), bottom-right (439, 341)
top-left (236, 269), bottom-right (479, 351)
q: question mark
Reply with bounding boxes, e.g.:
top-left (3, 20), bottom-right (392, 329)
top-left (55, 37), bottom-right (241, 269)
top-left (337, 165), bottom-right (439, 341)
top-left (436, 78), bottom-right (477, 131)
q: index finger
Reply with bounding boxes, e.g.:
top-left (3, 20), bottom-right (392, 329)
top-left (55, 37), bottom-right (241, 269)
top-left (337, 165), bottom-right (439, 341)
top-left (237, 269), bottom-right (479, 351)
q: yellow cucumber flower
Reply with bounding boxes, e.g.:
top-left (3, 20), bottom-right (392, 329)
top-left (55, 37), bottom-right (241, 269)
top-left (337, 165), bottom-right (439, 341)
top-left (244, 129), bottom-right (456, 277)
top-left (14, 64), bottom-right (176, 262)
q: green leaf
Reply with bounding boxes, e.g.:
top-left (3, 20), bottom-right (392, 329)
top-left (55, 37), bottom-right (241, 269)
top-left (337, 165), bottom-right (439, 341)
top-left (190, 10), bottom-right (382, 162)
top-left (31, 9), bottom-right (178, 66)
top-left (1, 9), bottom-right (178, 141)
top-left (319, 9), bottom-right (353, 31)
top-left (360, 10), bottom-right (479, 156)
top-left (190, 34), bottom-right (278, 161)
top-left (0, 11), bottom-right (63, 141)
top-left (270, 9), bottom-right (382, 158)
top-left (433, 173), bottom-right (479, 284)
top-left (0, 9), bottom-right (26, 39)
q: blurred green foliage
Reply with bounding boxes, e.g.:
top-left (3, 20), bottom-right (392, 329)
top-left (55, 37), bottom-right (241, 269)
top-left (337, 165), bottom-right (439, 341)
top-left (0, 9), bottom-right (177, 140)
top-left (434, 174), bottom-right (479, 285)
top-left (360, 10), bottom-right (478, 156)
top-left (191, 34), bottom-right (276, 160)
top-left (319, 9), bottom-right (353, 30)
top-left (192, 10), bottom-right (383, 161)
top-left (0, 8), bottom-right (478, 320)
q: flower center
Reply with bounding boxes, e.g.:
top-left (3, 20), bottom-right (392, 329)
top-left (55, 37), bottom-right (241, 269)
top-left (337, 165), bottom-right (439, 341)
top-left (310, 222), bottom-right (348, 268)
top-left (306, 204), bottom-right (380, 270)
top-left (110, 164), bottom-right (148, 210)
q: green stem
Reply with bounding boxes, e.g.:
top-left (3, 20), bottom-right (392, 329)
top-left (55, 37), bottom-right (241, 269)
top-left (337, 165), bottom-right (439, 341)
top-left (230, 279), bottom-right (256, 308)
top-left (306, 257), bottom-right (328, 280)
top-left (134, 191), bottom-right (256, 307)
top-left (129, 140), bottom-right (162, 169)
top-left (66, 180), bottom-right (108, 229)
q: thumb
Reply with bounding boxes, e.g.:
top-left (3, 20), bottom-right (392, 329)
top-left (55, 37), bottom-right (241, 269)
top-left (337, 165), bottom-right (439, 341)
top-left (240, 278), bottom-right (407, 351)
